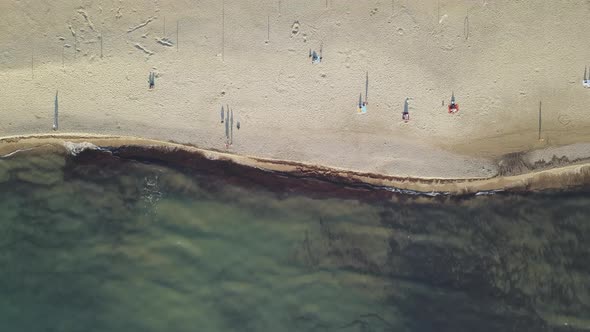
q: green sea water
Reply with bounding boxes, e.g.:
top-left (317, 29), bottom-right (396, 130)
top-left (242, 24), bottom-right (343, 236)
top-left (0, 149), bottom-right (589, 332)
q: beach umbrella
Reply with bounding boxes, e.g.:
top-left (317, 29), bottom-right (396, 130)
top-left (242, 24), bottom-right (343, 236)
top-left (148, 72), bottom-right (155, 88)
top-left (53, 91), bottom-right (59, 131)
top-left (230, 109), bottom-right (234, 145)
top-left (225, 105), bottom-right (230, 140)
top-left (404, 98), bottom-right (409, 114)
top-left (365, 72), bottom-right (368, 103)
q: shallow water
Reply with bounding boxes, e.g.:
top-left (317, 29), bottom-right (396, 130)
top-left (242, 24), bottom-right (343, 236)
top-left (0, 149), bottom-right (589, 332)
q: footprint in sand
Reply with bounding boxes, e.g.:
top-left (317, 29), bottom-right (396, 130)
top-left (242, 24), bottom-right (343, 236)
top-left (291, 21), bottom-right (300, 37)
top-left (558, 114), bottom-right (572, 127)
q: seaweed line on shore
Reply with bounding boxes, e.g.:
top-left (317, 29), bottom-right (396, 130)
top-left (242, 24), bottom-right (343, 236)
top-left (0, 134), bottom-right (589, 197)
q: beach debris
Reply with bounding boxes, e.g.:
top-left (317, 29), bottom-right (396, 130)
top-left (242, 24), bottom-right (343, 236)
top-left (448, 92), bottom-right (459, 114)
top-left (53, 91), bottom-right (59, 131)
top-left (221, 106), bottom-right (225, 123)
top-left (583, 66), bottom-right (590, 88)
top-left (148, 71), bottom-right (155, 89)
top-left (155, 37), bottom-right (174, 47)
top-left (68, 24), bottom-right (77, 37)
top-left (135, 43), bottom-right (154, 55)
top-left (127, 17), bottom-right (157, 33)
top-left (402, 98), bottom-right (410, 122)
top-left (237, 121), bottom-right (240, 130)
top-left (78, 9), bottom-right (96, 31)
top-left (309, 43), bottom-right (323, 64)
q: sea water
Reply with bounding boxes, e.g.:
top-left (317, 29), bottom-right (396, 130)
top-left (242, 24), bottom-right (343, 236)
top-left (0, 149), bottom-right (589, 332)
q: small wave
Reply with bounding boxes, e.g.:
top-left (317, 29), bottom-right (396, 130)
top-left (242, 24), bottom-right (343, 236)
top-left (63, 141), bottom-right (105, 156)
top-left (475, 190), bottom-right (505, 196)
top-left (385, 186), bottom-right (505, 197)
top-left (0, 147), bottom-right (37, 159)
top-left (383, 186), bottom-right (450, 197)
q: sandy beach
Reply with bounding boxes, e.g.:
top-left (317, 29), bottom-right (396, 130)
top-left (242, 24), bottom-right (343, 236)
top-left (0, 0), bottom-right (589, 180)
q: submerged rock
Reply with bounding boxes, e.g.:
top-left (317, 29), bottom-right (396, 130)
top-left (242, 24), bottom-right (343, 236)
top-left (12, 154), bottom-right (66, 186)
top-left (0, 162), bottom-right (10, 183)
top-left (15, 169), bottom-right (62, 186)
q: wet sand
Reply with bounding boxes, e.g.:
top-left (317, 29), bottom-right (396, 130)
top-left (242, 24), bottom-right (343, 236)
top-left (1, 134), bottom-right (588, 195)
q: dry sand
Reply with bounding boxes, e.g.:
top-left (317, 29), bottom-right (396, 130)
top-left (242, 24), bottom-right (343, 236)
top-left (0, 0), bottom-right (589, 179)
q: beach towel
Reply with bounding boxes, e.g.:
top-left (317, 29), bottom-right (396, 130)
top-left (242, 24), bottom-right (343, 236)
top-left (358, 104), bottom-right (367, 114)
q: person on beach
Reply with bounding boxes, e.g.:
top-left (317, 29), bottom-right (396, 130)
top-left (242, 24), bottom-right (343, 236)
top-left (357, 93), bottom-right (367, 114)
top-left (309, 48), bottom-right (322, 64)
top-left (448, 92), bottom-right (459, 114)
top-left (402, 98), bottom-right (410, 121)
top-left (583, 67), bottom-right (590, 88)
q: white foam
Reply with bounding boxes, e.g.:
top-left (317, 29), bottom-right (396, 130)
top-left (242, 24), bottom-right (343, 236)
top-left (63, 141), bottom-right (102, 156)
top-left (0, 147), bottom-right (36, 158)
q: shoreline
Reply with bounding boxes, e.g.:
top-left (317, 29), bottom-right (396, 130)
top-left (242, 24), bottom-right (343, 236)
top-left (1, 133), bottom-right (589, 196)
